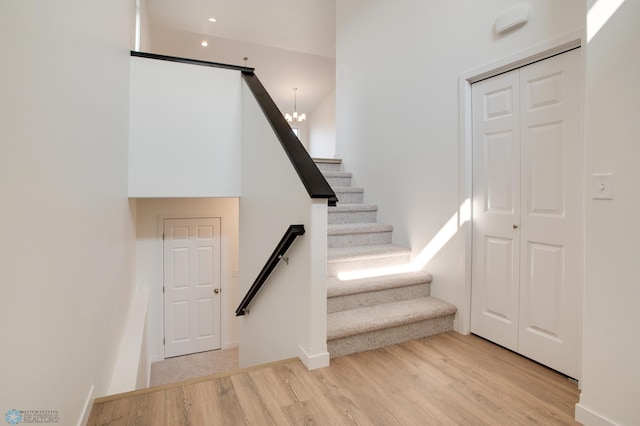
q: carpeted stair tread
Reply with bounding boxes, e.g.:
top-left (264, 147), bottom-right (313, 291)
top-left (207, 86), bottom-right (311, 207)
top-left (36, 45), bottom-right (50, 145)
top-left (333, 188), bottom-right (365, 204)
top-left (327, 297), bottom-right (457, 340)
top-left (328, 223), bottom-right (393, 235)
top-left (333, 187), bottom-right (364, 193)
top-left (328, 204), bottom-right (379, 225)
top-left (327, 271), bottom-right (433, 297)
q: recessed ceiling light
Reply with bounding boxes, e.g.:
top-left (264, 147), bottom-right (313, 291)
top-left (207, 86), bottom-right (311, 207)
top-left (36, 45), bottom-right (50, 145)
top-left (201, 41), bottom-right (208, 47)
top-left (208, 17), bottom-right (217, 22)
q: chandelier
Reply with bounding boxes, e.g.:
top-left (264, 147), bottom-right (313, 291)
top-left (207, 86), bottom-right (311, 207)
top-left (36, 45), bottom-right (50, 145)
top-left (285, 88), bottom-right (306, 123)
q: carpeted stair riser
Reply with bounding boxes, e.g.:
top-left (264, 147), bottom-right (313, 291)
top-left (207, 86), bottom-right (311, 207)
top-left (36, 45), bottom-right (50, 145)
top-left (327, 252), bottom-right (410, 277)
top-left (333, 188), bottom-right (364, 204)
top-left (327, 271), bottom-right (436, 314)
top-left (328, 230), bottom-right (393, 248)
top-left (327, 315), bottom-right (455, 358)
top-left (325, 173), bottom-right (352, 187)
top-left (328, 223), bottom-right (393, 248)
top-left (327, 271), bottom-right (433, 297)
top-left (328, 204), bottom-right (378, 224)
top-left (328, 283), bottom-right (430, 313)
top-left (315, 163), bottom-right (342, 172)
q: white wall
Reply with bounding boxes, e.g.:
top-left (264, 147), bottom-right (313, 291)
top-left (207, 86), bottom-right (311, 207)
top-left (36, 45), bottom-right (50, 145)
top-left (0, 1), bottom-right (136, 424)
top-left (575, 1), bottom-right (640, 424)
top-left (239, 81), bottom-right (329, 370)
top-left (135, 198), bottom-right (240, 362)
top-left (336, 0), bottom-right (584, 330)
top-left (138, 0), bottom-right (152, 52)
top-left (128, 57), bottom-right (242, 197)
top-left (309, 90), bottom-right (337, 158)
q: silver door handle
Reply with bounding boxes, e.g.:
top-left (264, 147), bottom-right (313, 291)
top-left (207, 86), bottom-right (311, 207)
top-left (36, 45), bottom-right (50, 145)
top-left (214, 288), bottom-right (220, 294)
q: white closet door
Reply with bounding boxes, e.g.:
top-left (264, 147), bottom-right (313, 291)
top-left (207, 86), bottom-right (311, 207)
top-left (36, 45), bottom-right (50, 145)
top-left (471, 49), bottom-right (582, 378)
top-left (471, 69), bottom-right (521, 352)
top-left (518, 49), bottom-right (582, 378)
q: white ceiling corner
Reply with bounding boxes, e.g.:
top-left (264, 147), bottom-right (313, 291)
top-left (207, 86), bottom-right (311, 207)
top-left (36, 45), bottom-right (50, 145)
top-left (146, 0), bottom-right (336, 58)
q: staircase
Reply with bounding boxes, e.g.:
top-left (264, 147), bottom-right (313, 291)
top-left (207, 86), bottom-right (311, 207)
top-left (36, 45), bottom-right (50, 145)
top-left (315, 158), bottom-right (457, 358)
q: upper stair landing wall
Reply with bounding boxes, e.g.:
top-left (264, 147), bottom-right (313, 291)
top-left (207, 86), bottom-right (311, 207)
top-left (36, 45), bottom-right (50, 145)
top-left (128, 56), bottom-right (242, 197)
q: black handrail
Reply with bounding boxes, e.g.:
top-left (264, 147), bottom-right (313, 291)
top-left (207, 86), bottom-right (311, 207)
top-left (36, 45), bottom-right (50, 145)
top-left (236, 225), bottom-right (306, 316)
top-left (131, 51), bottom-right (255, 73)
top-left (241, 72), bottom-right (338, 207)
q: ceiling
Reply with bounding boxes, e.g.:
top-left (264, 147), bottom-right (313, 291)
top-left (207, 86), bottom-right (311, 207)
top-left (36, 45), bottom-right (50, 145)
top-left (144, 0), bottom-right (337, 122)
top-left (145, 0), bottom-right (336, 58)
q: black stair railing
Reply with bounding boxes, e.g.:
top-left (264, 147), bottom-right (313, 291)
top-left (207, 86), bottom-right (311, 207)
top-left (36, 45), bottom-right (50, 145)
top-left (241, 72), bottom-right (337, 206)
top-left (236, 224), bottom-right (306, 316)
top-left (131, 50), bottom-right (255, 73)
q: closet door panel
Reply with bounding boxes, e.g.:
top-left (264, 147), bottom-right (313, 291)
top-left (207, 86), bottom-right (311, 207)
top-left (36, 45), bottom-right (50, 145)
top-left (471, 69), bottom-right (521, 351)
top-left (518, 49), bottom-right (582, 379)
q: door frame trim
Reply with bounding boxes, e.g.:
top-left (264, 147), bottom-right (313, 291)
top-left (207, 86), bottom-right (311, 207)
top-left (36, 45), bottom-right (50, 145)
top-left (456, 30), bottom-right (584, 335)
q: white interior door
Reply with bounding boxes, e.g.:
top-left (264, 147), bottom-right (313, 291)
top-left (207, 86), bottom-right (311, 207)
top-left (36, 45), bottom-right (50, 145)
top-left (470, 69), bottom-right (522, 352)
top-left (517, 50), bottom-right (582, 378)
top-left (471, 49), bottom-right (582, 378)
top-left (164, 218), bottom-right (221, 358)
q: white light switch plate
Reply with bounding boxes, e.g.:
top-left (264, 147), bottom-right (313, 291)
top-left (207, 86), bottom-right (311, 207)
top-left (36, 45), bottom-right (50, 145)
top-left (592, 173), bottom-right (614, 200)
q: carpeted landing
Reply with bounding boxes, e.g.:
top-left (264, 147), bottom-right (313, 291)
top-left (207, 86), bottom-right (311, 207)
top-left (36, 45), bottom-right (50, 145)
top-left (149, 346), bottom-right (239, 387)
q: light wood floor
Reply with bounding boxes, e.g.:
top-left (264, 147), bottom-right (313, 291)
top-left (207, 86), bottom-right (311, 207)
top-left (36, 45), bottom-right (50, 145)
top-left (88, 332), bottom-right (580, 425)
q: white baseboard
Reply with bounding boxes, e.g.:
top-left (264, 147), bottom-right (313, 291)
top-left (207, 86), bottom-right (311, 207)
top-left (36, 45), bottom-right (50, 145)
top-left (77, 385), bottom-right (95, 426)
top-left (297, 345), bottom-right (330, 370)
top-left (575, 403), bottom-right (617, 426)
top-left (222, 341), bottom-right (239, 350)
top-left (453, 319), bottom-right (471, 335)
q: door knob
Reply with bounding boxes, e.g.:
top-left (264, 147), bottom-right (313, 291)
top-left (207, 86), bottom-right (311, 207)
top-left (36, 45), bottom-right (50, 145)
top-left (214, 288), bottom-right (220, 294)
top-left (513, 224), bottom-right (519, 229)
